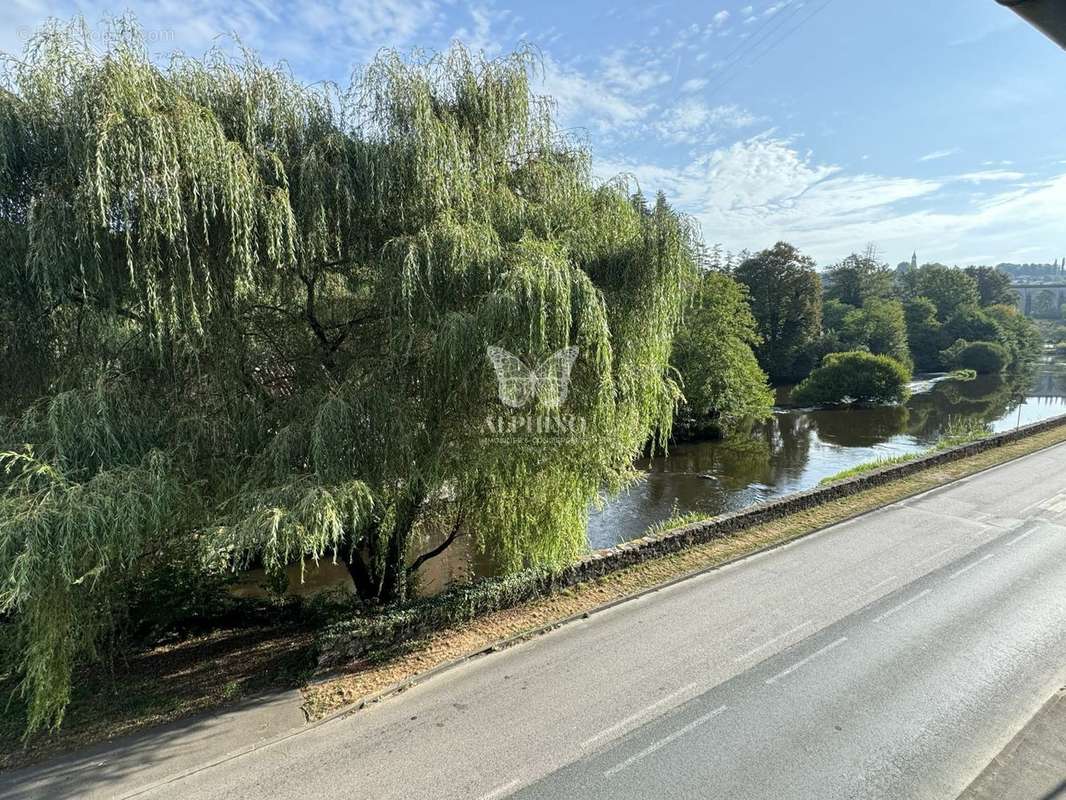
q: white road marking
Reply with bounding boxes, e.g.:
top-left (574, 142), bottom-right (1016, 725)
top-left (873, 589), bottom-right (932, 623)
top-left (581, 682), bottom-right (700, 748)
top-left (1007, 528), bottom-right (1038, 546)
top-left (733, 620), bottom-right (813, 663)
top-left (765, 637), bottom-right (848, 684)
top-left (602, 706), bottom-right (727, 778)
top-left (948, 553), bottom-right (994, 580)
top-left (477, 779), bottom-right (521, 800)
top-left (913, 545), bottom-right (955, 568)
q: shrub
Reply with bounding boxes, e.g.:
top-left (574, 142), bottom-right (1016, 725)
top-left (791, 351), bottom-right (910, 405)
top-left (939, 339), bottom-right (1010, 374)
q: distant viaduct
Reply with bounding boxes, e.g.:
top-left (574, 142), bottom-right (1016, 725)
top-left (1011, 283), bottom-right (1066, 317)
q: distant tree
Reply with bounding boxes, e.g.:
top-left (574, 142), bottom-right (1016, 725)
top-left (985, 304), bottom-right (1043, 370)
top-left (734, 242), bottom-right (822, 383)
top-left (909, 265), bottom-right (981, 320)
top-left (671, 272), bottom-right (773, 436)
top-left (821, 298), bottom-right (854, 334)
top-left (840, 298), bottom-right (911, 367)
top-left (824, 249), bottom-right (894, 307)
top-left (941, 306), bottom-right (1004, 347)
top-left (1034, 289), bottom-right (1058, 318)
top-left (939, 340), bottom-right (1010, 374)
top-left (964, 266), bottom-right (1016, 307)
top-left (791, 351), bottom-right (910, 405)
top-left (903, 297), bottom-right (943, 372)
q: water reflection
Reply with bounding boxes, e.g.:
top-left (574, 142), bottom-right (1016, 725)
top-left (588, 355), bottom-right (1066, 548)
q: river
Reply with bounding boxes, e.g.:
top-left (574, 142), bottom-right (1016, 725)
top-left (232, 356), bottom-right (1066, 598)
top-left (587, 354), bottom-right (1066, 549)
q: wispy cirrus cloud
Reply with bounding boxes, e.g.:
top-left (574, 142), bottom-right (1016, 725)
top-left (918, 148), bottom-right (961, 162)
top-left (654, 99), bottom-right (761, 144)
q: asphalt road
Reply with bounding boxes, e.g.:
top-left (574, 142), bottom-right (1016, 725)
top-left (7, 441), bottom-right (1066, 800)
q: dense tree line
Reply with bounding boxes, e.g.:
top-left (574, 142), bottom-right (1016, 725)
top-left (714, 243), bottom-right (1040, 406)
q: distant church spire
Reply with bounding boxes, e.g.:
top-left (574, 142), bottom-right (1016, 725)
top-left (911, 251), bottom-right (918, 271)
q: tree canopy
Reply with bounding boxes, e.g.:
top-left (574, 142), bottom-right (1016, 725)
top-left (0, 20), bottom-right (696, 733)
top-left (671, 270), bottom-right (773, 437)
top-left (733, 242), bottom-right (822, 384)
top-left (824, 249), bottom-right (893, 308)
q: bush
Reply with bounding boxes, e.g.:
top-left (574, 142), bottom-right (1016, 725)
top-left (791, 351), bottom-right (910, 405)
top-left (939, 339), bottom-right (1010, 374)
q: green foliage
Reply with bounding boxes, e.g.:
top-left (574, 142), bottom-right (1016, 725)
top-left (671, 271), bottom-right (773, 437)
top-left (939, 340), bottom-right (1010, 374)
top-left (824, 250), bottom-right (893, 307)
top-left (840, 298), bottom-right (911, 368)
top-left (317, 568), bottom-right (559, 664)
top-left (899, 264), bottom-right (980, 321)
top-left (984, 304), bottom-right (1042, 371)
top-left (964, 266), bottom-right (1016, 308)
top-left (941, 306), bottom-right (1003, 346)
top-left (903, 297), bottom-right (943, 372)
top-left (1033, 289), bottom-right (1060, 318)
top-left (821, 298), bottom-right (853, 333)
top-left (0, 20), bottom-right (696, 734)
top-left (791, 351), bottom-right (910, 406)
top-left (734, 242), bottom-right (822, 384)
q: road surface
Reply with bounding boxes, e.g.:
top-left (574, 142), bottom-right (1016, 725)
top-left (6, 441), bottom-right (1066, 799)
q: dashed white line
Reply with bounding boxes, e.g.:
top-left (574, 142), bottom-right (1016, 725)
top-left (733, 620), bottom-right (813, 663)
top-left (477, 779), bottom-right (521, 800)
top-left (581, 682), bottom-right (700, 748)
top-left (873, 589), bottom-right (932, 623)
top-left (765, 637), bottom-right (848, 684)
top-left (948, 553), bottom-right (994, 580)
top-left (602, 705), bottom-right (727, 778)
top-left (1007, 528), bottom-right (1038, 546)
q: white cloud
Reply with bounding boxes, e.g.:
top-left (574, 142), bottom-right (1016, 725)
top-left (596, 136), bottom-right (1063, 265)
top-left (655, 100), bottom-right (760, 143)
top-left (953, 170), bottom-right (1025, 184)
top-left (600, 49), bottom-right (671, 94)
top-left (918, 148), bottom-right (961, 162)
top-left (3, 0), bottom-right (443, 76)
top-left (452, 5), bottom-right (498, 56)
top-left (539, 57), bottom-right (647, 132)
top-left (680, 77), bottom-right (709, 92)
top-left (712, 10), bottom-right (730, 26)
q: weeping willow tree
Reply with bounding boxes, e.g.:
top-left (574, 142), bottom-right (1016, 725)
top-left (0, 17), bottom-right (696, 733)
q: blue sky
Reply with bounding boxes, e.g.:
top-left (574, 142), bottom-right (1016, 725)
top-left (6, 0), bottom-right (1066, 266)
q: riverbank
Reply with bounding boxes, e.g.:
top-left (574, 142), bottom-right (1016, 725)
top-left (5, 414), bottom-right (1066, 770)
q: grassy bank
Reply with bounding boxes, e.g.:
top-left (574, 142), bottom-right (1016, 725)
top-left (5, 419), bottom-right (1066, 769)
top-left (817, 420), bottom-right (990, 485)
